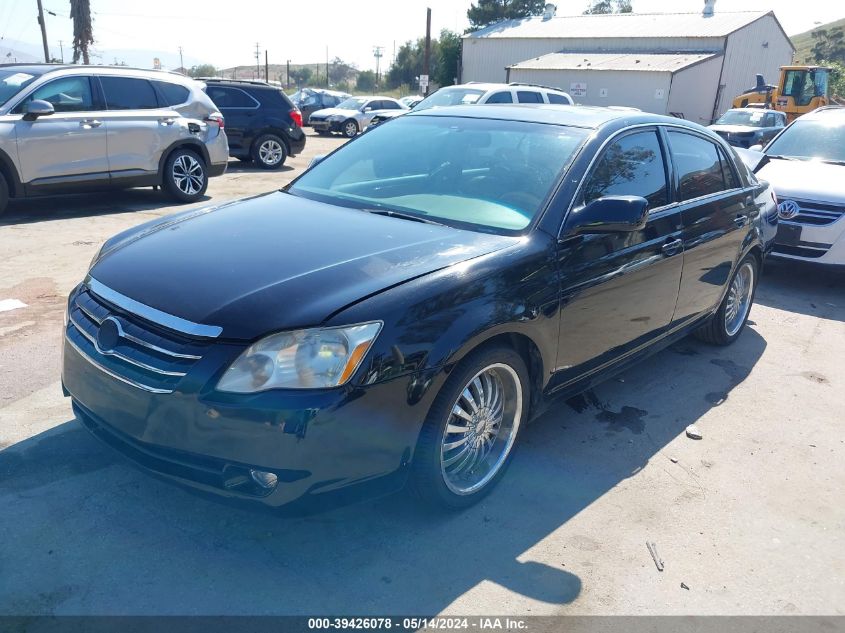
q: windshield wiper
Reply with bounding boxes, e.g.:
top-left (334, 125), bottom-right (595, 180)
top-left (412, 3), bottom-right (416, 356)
top-left (362, 208), bottom-right (445, 226)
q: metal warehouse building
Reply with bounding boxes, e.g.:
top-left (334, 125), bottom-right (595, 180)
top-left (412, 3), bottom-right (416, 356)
top-left (461, 4), bottom-right (794, 124)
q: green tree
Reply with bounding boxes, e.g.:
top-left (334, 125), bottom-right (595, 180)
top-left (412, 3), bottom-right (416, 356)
top-left (290, 67), bottom-right (313, 86)
top-left (583, 0), bottom-right (633, 14)
top-left (69, 0), bottom-right (94, 64)
top-left (356, 70), bottom-right (377, 92)
top-left (467, 0), bottom-right (547, 30)
top-left (810, 27), bottom-right (845, 65)
top-left (435, 29), bottom-right (461, 87)
top-left (188, 64), bottom-right (218, 78)
top-left (386, 38), bottom-right (435, 89)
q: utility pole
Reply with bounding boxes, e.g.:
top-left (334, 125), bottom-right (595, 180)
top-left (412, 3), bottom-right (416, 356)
top-left (423, 7), bottom-right (432, 96)
top-left (265, 50), bottom-right (269, 82)
top-left (58, 40), bottom-right (64, 63)
top-left (178, 46), bottom-right (184, 74)
top-left (36, 0), bottom-right (50, 62)
top-left (373, 46), bottom-right (384, 89)
top-left (286, 60), bottom-right (291, 88)
top-left (326, 46), bottom-right (329, 87)
top-left (254, 43), bottom-right (260, 79)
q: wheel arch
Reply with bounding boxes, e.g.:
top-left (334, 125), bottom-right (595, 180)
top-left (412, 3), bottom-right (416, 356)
top-left (251, 127), bottom-right (291, 155)
top-left (0, 148), bottom-right (22, 198)
top-left (157, 140), bottom-right (210, 183)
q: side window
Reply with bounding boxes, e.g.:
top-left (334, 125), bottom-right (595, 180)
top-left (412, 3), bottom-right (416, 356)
top-left (547, 92), bottom-right (570, 104)
top-left (667, 131), bottom-right (727, 201)
top-left (583, 131), bottom-right (668, 209)
top-left (206, 87), bottom-right (257, 108)
top-left (485, 91), bottom-right (513, 104)
top-left (155, 81), bottom-right (190, 106)
top-left (718, 147), bottom-right (739, 189)
top-left (776, 113), bottom-right (786, 127)
top-left (517, 91), bottom-right (543, 104)
top-left (100, 77), bottom-right (159, 110)
top-left (17, 76), bottom-right (94, 112)
top-left (381, 100), bottom-right (401, 110)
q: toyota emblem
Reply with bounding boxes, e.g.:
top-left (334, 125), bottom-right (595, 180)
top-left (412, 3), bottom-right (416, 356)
top-left (777, 199), bottom-right (800, 220)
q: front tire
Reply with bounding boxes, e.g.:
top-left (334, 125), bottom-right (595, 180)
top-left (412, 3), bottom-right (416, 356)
top-left (251, 134), bottom-right (288, 169)
top-left (694, 255), bottom-right (758, 346)
top-left (162, 149), bottom-right (208, 203)
top-left (410, 345), bottom-right (528, 510)
top-left (342, 119), bottom-right (359, 138)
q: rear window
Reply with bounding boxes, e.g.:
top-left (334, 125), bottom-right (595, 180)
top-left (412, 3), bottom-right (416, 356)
top-left (155, 81), bottom-right (190, 106)
top-left (485, 91), bottom-right (513, 104)
top-left (100, 77), bottom-right (159, 110)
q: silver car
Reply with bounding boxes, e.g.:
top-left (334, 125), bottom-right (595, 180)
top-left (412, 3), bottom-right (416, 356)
top-left (0, 64), bottom-right (229, 217)
top-left (308, 96), bottom-right (407, 137)
top-left (753, 106), bottom-right (845, 266)
top-left (709, 108), bottom-right (787, 149)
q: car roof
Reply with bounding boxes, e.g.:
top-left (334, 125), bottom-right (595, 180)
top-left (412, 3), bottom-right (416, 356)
top-left (408, 103), bottom-right (688, 130)
top-left (448, 82), bottom-right (567, 94)
top-left (0, 63), bottom-right (67, 76)
top-left (0, 63), bottom-right (197, 85)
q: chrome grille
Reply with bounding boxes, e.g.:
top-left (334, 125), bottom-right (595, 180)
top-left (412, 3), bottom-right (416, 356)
top-left (66, 285), bottom-right (211, 394)
top-left (786, 199), bottom-right (845, 226)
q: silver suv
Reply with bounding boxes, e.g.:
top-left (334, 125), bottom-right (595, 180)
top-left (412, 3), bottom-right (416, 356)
top-left (0, 64), bottom-right (229, 217)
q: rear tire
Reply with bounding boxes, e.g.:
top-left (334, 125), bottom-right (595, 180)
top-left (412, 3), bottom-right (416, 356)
top-left (693, 255), bottom-right (758, 346)
top-left (0, 174), bottom-right (8, 217)
top-left (251, 134), bottom-right (288, 169)
top-left (162, 149), bottom-right (208, 203)
top-left (409, 345), bottom-right (528, 510)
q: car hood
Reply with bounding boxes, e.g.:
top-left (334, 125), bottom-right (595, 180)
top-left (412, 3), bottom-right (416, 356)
top-left (89, 192), bottom-right (517, 340)
top-left (309, 107), bottom-right (359, 119)
top-left (756, 159), bottom-right (845, 204)
top-left (708, 124), bottom-right (758, 134)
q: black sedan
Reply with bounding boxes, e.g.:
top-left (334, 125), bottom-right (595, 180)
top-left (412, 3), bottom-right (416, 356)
top-left (62, 105), bottom-right (776, 511)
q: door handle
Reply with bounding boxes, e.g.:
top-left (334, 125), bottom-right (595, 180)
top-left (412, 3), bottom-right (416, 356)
top-left (159, 117), bottom-right (177, 126)
top-left (734, 214), bottom-right (749, 227)
top-left (661, 238), bottom-right (683, 257)
top-left (80, 119), bottom-right (102, 128)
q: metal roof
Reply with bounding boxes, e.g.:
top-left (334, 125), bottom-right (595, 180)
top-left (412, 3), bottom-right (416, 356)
top-left (466, 11), bottom-right (772, 40)
top-left (508, 52), bottom-right (719, 73)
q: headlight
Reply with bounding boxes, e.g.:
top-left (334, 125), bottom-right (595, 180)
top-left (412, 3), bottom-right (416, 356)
top-left (327, 114), bottom-right (344, 121)
top-left (216, 322), bottom-right (382, 393)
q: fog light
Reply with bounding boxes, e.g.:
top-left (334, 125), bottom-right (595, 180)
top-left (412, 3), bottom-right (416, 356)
top-left (249, 469), bottom-right (278, 490)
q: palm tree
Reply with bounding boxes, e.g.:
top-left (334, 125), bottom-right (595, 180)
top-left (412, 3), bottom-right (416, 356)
top-left (69, 0), bottom-right (93, 64)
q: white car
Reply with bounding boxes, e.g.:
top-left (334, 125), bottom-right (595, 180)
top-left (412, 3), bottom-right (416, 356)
top-left (754, 106), bottom-right (845, 266)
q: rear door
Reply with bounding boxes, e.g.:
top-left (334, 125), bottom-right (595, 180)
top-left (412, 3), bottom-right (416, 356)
top-left (204, 85), bottom-right (260, 153)
top-left (12, 75), bottom-right (109, 188)
top-left (553, 128), bottom-right (684, 384)
top-left (516, 90), bottom-right (544, 104)
top-left (666, 129), bottom-right (756, 324)
top-left (97, 75), bottom-right (186, 179)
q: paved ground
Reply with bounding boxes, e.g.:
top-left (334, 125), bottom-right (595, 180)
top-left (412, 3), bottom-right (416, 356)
top-left (1, 130), bottom-right (843, 616)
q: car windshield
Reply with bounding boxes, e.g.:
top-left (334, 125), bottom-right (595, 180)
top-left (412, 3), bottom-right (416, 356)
top-left (0, 70), bottom-right (39, 107)
top-left (288, 115), bottom-right (589, 233)
top-left (716, 110), bottom-right (769, 127)
top-left (336, 97), bottom-right (367, 110)
top-left (765, 116), bottom-right (845, 163)
top-left (414, 88), bottom-right (485, 111)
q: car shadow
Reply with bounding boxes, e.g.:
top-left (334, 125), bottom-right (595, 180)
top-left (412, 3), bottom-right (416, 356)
top-left (756, 259), bottom-right (845, 322)
top-left (224, 161), bottom-right (295, 174)
top-left (0, 329), bottom-right (767, 615)
top-left (0, 189), bottom-right (212, 226)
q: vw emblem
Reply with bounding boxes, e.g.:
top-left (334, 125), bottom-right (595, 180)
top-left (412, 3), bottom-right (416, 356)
top-left (777, 199), bottom-right (800, 220)
top-left (96, 317), bottom-right (121, 353)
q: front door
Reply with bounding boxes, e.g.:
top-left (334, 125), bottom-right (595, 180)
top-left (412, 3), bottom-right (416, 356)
top-left (552, 128), bottom-right (684, 387)
top-left (665, 130), bottom-right (757, 324)
top-left (13, 75), bottom-right (109, 188)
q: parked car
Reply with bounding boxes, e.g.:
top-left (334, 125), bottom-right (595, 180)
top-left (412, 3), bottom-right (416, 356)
top-left (709, 108), bottom-right (786, 148)
top-left (308, 96), bottom-right (407, 137)
top-left (0, 64), bottom-right (228, 216)
top-left (400, 95), bottom-right (423, 108)
top-left (368, 82), bottom-right (575, 128)
top-left (751, 106), bottom-right (845, 265)
top-left (63, 105), bottom-right (773, 512)
top-left (289, 88), bottom-right (351, 125)
top-left (204, 78), bottom-right (305, 169)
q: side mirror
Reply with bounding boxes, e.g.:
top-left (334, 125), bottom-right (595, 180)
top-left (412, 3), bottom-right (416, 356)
top-left (567, 195), bottom-right (649, 235)
top-left (308, 155), bottom-right (326, 169)
top-left (22, 99), bottom-right (55, 121)
top-left (363, 106), bottom-right (372, 112)
top-left (749, 144), bottom-right (764, 152)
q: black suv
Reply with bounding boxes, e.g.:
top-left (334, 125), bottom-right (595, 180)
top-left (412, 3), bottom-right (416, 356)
top-left (204, 79), bottom-right (306, 169)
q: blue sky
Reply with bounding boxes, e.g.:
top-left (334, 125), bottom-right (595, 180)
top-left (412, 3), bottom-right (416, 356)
top-left (0, 0), bottom-right (841, 71)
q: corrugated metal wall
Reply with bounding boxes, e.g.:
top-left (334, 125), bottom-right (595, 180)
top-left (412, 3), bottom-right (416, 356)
top-left (462, 36), bottom-right (725, 83)
top-left (508, 67), bottom-right (672, 113)
top-left (716, 14), bottom-right (794, 117)
top-left (667, 56), bottom-right (724, 125)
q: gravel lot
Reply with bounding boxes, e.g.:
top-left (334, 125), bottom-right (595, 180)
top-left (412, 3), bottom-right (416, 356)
top-left (0, 129), bottom-right (843, 616)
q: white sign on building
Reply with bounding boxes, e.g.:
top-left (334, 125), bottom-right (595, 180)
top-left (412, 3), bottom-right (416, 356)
top-left (569, 82), bottom-right (587, 98)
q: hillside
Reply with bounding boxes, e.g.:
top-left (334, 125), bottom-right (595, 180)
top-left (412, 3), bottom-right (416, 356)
top-left (219, 62), bottom-right (359, 88)
top-left (791, 17), bottom-right (845, 63)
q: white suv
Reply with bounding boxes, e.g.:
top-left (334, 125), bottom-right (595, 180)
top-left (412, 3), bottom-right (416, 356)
top-left (368, 82), bottom-right (574, 127)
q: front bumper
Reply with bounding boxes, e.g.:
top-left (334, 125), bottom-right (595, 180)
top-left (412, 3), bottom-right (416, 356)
top-left (309, 119), bottom-right (342, 133)
top-left (770, 216), bottom-right (845, 266)
top-left (62, 314), bottom-right (422, 510)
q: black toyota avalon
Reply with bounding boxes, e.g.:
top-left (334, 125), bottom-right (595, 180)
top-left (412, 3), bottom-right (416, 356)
top-left (62, 105), bottom-right (776, 511)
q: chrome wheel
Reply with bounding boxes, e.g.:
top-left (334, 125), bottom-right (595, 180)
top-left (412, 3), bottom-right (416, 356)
top-left (343, 121), bottom-right (357, 137)
top-left (258, 139), bottom-right (284, 166)
top-left (171, 154), bottom-right (204, 195)
top-left (440, 363), bottom-right (523, 495)
top-left (724, 261), bottom-right (754, 336)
